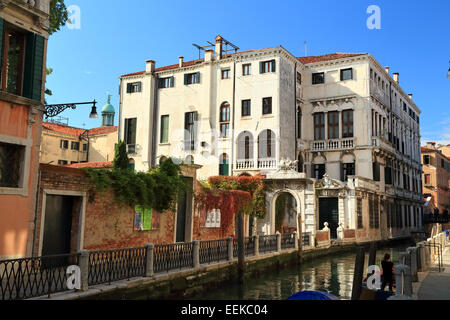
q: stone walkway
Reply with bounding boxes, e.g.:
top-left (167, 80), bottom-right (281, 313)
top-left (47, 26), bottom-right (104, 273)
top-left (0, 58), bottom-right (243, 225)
top-left (416, 245), bottom-right (450, 300)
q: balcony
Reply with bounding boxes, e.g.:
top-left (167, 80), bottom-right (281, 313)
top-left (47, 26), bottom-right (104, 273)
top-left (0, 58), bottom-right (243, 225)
top-left (235, 158), bottom-right (277, 171)
top-left (12, 0), bottom-right (50, 15)
top-left (236, 159), bottom-right (254, 170)
top-left (372, 136), bottom-right (395, 154)
top-left (370, 80), bottom-right (389, 106)
top-left (310, 138), bottom-right (355, 152)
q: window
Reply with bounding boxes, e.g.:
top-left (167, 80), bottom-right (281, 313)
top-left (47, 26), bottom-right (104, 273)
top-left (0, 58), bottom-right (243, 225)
top-left (314, 113), bottom-right (325, 140)
top-left (342, 110), bottom-right (354, 138)
top-left (260, 60), bottom-right (276, 73)
top-left (385, 166), bottom-right (392, 184)
top-left (185, 155), bottom-right (194, 164)
top-left (262, 97), bottom-right (272, 115)
top-left (297, 106), bottom-right (302, 139)
top-left (126, 82), bottom-right (142, 93)
top-left (158, 77), bottom-right (174, 88)
top-left (314, 164), bottom-right (326, 180)
top-left (184, 111), bottom-right (198, 150)
top-left (160, 115), bottom-right (169, 143)
top-left (312, 72), bottom-right (325, 84)
top-left (342, 162), bottom-right (355, 181)
top-left (340, 68), bottom-right (353, 81)
top-left (221, 69), bottom-right (230, 79)
top-left (57, 160), bottom-right (68, 165)
top-left (297, 154), bottom-right (303, 173)
top-left (124, 118), bottom-right (137, 147)
top-left (71, 141), bottom-right (80, 150)
top-left (296, 72), bottom-right (302, 84)
top-left (82, 143), bottom-right (88, 152)
top-left (71, 161), bottom-right (78, 164)
top-left (184, 72), bottom-right (200, 85)
top-left (373, 161), bottom-right (380, 181)
top-left (328, 111), bottom-right (339, 139)
top-left (374, 196), bottom-right (379, 228)
top-left (244, 136), bottom-right (250, 159)
top-left (258, 130), bottom-right (275, 159)
top-left (423, 155), bottom-right (430, 165)
top-left (441, 159), bottom-right (445, 168)
top-left (403, 101), bottom-right (407, 112)
top-left (0, 142), bottom-right (24, 188)
top-left (242, 64), bottom-right (251, 76)
top-left (3, 29), bottom-right (25, 95)
top-left (219, 103), bottom-right (230, 137)
top-left (357, 198), bottom-right (363, 229)
top-left (60, 140), bottom-right (68, 149)
top-left (424, 174), bottom-right (431, 185)
top-left (242, 99), bottom-right (251, 117)
top-left (134, 205), bottom-right (159, 231)
top-left (219, 154), bottom-right (229, 176)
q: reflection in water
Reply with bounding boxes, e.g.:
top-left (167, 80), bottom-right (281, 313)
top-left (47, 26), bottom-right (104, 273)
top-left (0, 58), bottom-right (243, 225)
top-left (188, 245), bottom-right (410, 300)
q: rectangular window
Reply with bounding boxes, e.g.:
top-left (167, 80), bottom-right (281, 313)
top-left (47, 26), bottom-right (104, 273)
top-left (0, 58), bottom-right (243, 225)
top-left (357, 198), bottom-right (363, 229)
top-left (314, 113), bottom-right (325, 140)
top-left (57, 160), bottom-right (68, 165)
top-left (2, 28), bottom-right (25, 95)
top-left (297, 106), bottom-right (302, 139)
top-left (342, 110), bottom-right (354, 138)
top-left (242, 63), bottom-right (251, 76)
top-left (373, 161), bottom-right (380, 181)
top-left (60, 140), bottom-right (68, 149)
top-left (221, 69), bottom-right (230, 79)
top-left (260, 60), bottom-right (276, 73)
top-left (184, 111), bottom-right (198, 150)
top-left (312, 72), bottom-right (325, 84)
top-left (0, 142), bottom-right (24, 188)
top-left (134, 205), bottom-right (160, 231)
top-left (82, 143), bottom-right (88, 152)
top-left (385, 166), bottom-right (392, 184)
top-left (296, 72), bottom-right (302, 84)
top-left (160, 115), bottom-right (169, 143)
top-left (374, 196), bottom-right (379, 229)
top-left (242, 99), bottom-right (251, 117)
top-left (340, 68), bottom-right (353, 81)
top-left (342, 162), bottom-right (355, 181)
top-left (423, 155), bottom-right (430, 165)
top-left (184, 72), bottom-right (200, 85)
top-left (424, 174), bottom-right (431, 185)
top-left (71, 141), bottom-right (80, 150)
top-left (126, 82), bottom-right (142, 93)
top-left (314, 164), bottom-right (326, 180)
top-left (441, 159), bottom-right (445, 168)
top-left (157, 77), bottom-right (174, 88)
top-left (124, 118), bottom-right (137, 145)
top-left (262, 97), bottom-right (272, 115)
top-left (328, 111), bottom-right (339, 139)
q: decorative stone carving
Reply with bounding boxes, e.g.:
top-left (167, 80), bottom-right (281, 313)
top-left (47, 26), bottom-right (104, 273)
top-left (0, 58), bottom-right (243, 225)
top-left (322, 222), bottom-right (329, 231)
top-left (316, 173), bottom-right (345, 189)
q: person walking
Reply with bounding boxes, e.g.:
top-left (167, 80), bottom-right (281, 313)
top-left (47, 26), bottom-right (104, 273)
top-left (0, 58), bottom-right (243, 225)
top-left (381, 253), bottom-right (394, 292)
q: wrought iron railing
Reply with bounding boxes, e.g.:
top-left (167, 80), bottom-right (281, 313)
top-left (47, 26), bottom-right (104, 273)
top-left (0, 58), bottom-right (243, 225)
top-left (233, 237), bottom-right (256, 258)
top-left (423, 214), bottom-right (450, 224)
top-left (0, 253), bottom-right (79, 300)
top-left (88, 247), bottom-right (146, 285)
top-left (281, 233), bottom-right (296, 250)
top-left (259, 235), bottom-right (277, 254)
top-left (199, 239), bottom-right (228, 265)
top-left (302, 232), bottom-right (312, 247)
top-left (154, 242), bottom-right (194, 273)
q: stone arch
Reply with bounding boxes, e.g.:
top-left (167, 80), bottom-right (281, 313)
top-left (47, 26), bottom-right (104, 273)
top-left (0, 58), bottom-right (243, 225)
top-left (257, 129), bottom-right (276, 159)
top-left (236, 131), bottom-right (254, 160)
top-left (185, 155), bottom-right (194, 164)
top-left (312, 153), bottom-right (327, 164)
top-left (340, 151), bottom-right (356, 162)
top-left (270, 189), bottom-right (302, 235)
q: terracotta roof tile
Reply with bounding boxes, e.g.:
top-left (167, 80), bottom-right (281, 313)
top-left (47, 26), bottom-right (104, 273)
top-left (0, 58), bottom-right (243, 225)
top-left (65, 161), bottom-right (113, 169)
top-left (296, 53), bottom-right (367, 64)
top-left (42, 122), bottom-right (117, 137)
top-left (88, 126), bottom-right (118, 136)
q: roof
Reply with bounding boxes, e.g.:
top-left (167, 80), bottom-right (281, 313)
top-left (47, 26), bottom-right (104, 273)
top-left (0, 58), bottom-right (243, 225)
top-left (296, 53), bottom-right (367, 64)
top-left (42, 122), bottom-right (118, 137)
top-left (64, 161), bottom-right (113, 169)
top-left (120, 51), bottom-right (367, 78)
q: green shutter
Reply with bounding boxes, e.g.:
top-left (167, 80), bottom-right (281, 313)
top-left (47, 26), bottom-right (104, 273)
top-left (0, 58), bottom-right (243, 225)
top-left (196, 72), bottom-right (200, 83)
top-left (23, 33), bottom-right (45, 101)
top-left (126, 83), bottom-right (132, 93)
top-left (143, 207), bottom-right (153, 230)
top-left (259, 61), bottom-right (263, 73)
top-left (0, 18), bottom-right (4, 81)
top-left (184, 74), bottom-right (188, 85)
top-left (271, 60), bottom-right (276, 72)
top-left (169, 76), bottom-right (174, 87)
top-left (158, 78), bottom-right (163, 88)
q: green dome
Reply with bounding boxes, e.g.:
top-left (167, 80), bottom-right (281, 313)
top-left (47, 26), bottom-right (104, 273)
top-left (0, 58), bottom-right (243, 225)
top-left (101, 94), bottom-right (115, 113)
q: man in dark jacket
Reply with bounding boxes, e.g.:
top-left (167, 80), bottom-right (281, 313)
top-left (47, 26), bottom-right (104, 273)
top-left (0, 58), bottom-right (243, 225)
top-left (381, 253), bottom-right (394, 292)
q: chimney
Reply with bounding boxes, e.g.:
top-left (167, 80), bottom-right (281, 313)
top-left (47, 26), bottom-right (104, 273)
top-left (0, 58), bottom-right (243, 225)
top-left (179, 56), bottom-right (184, 68)
top-left (408, 93), bottom-right (413, 100)
top-left (427, 142), bottom-right (436, 149)
top-left (204, 49), bottom-right (214, 62)
top-left (215, 35), bottom-right (223, 60)
top-left (146, 60), bottom-right (155, 73)
top-left (384, 66), bottom-right (390, 74)
top-left (393, 72), bottom-right (399, 84)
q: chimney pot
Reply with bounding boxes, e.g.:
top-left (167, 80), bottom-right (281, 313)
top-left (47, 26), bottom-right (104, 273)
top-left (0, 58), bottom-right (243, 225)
top-left (384, 66), bottom-right (390, 74)
top-left (179, 56), bottom-right (184, 68)
top-left (205, 49), bottom-right (214, 62)
top-left (215, 35), bottom-right (223, 60)
top-left (146, 60), bottom-right (155, 73)
top-left (393, 72), bottom-right (399, 84)
top-left (408, 93), bottom-right (413, 100)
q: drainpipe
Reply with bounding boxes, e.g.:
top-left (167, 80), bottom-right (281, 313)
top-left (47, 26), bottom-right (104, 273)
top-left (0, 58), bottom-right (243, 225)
top-left (32, 168), bottom-right (41, 257)
top-left (294, 63), bottom-right (298, 161)
top-left (151, 74), bottom-right (159, 168)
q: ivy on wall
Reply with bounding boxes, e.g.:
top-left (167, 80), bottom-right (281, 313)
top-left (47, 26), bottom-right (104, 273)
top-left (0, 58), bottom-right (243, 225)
top-left (83, 158), bottom-right (186, 213)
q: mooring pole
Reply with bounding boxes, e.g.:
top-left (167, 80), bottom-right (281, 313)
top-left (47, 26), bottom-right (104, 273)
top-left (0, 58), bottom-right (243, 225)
top-left (297, 214), bottom-right (303, 262)
top-left (237, 212), bottom-right (245, 283)
top-left (351, 247), bottom-right (365, 300)
top-left (367, 242), bottom-right (377, 278)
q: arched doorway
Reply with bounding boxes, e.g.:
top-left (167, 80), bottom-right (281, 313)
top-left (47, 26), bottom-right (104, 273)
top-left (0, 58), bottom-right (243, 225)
top-left (219, 153), bottom-right (229, 176)
top-left (274, 192), bottom-right (298, 234)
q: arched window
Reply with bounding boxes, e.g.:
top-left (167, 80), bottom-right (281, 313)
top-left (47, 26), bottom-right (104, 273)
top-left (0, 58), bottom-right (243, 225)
top-left (219, 153), bottom-right (229, 176)
top-left (185, 155), bottom-right (194, 164)
top-left (159, 156), bottom-right (167, 164)
top-left (219, 102), bottom-right (230, 137)
top-left (258, 130), bottom-right (276, 159)
top-left (129, 158), bottom-right (135, 171)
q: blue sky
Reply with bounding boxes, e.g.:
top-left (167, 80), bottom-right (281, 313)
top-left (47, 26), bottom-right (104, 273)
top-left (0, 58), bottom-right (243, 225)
top-left (46, 0), bottom-right (450, 144)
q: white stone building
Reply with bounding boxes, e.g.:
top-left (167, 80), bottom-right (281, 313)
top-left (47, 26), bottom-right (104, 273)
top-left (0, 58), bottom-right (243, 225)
top-left (118, 36), bottom-right (423, 243)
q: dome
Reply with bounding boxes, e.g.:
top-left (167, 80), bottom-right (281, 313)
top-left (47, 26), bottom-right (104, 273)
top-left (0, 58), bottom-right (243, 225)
top-left (101, 94), bottom-right (115, 114)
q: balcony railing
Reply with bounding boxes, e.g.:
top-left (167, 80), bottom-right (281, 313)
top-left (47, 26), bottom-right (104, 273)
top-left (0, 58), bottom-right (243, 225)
top-left (236, 159), bottom-right (255, 170)
top-left (257, 158), bottom-right (277, 169)
top-left (310, 138), bottom-right (354, 151)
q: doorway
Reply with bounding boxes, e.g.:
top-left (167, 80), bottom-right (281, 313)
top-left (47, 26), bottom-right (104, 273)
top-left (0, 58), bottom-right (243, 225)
top-left (319, 197), bottom-right (339, 239)
top-left (176, 177), bottom-right (193, 242)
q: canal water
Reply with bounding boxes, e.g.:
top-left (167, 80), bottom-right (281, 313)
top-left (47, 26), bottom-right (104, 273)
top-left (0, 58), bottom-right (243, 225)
top-left (188, 244), bottom-right (412, 300)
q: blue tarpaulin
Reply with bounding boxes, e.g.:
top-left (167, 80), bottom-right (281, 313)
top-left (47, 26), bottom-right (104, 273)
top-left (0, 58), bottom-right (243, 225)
top-left (287, 291), bottom-right (340, 300)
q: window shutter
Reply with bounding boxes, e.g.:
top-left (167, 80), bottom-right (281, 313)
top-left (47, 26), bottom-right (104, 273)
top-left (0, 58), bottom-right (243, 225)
top-left (137, 82), bottom-right (142, 92)
top-left (126, 83), bottom-right (132, 93)
top-left (196, 72), bottom-right (200, 83)
top-left (23, 33), bottom-right (45, 101)
top-left (169, 76), bottom-right (174, 87)
top-left (271, 60), bottom-right (276, 72)
top-left (259, 61), bottom-right (263, 74)
top-left (184, 74), bottom-right (188, 85)
top-left (158, 78), bottom-right (163, 88)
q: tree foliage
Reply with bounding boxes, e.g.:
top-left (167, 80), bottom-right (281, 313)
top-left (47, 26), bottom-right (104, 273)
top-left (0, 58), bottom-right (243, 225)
top-left (49, 0), bottom-right (69, 35)
top-left (113, 140), bottom-right (129, 170)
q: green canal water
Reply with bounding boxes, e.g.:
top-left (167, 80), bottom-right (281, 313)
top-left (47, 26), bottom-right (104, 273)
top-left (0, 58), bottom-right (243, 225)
top-left (188, 244), bottom-right (412, 300)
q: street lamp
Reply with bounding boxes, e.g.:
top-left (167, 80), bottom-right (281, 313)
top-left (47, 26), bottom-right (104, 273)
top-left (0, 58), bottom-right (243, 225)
top-left (44, 100), bottom-right (98, 119)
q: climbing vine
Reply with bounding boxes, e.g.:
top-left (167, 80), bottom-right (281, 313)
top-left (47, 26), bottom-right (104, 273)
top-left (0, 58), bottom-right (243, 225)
top-left (83, 158), bottom-right (186, 213)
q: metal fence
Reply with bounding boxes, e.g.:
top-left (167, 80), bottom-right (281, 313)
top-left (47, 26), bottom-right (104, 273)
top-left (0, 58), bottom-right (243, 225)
top-left (259, 235), bottom-right (278, 254)
top-left (154, 242), bottom-right (194, 273)
top-left (88, 247), bottom-right (146, 285)
top-left (199, 239), bottom-right (228, 265)
top-left (0, 253), bottom-right (79, 300)
top-left (233, 237), bottom-right (257, 258)
top-left (281, 233), bottom-right (296, 249)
